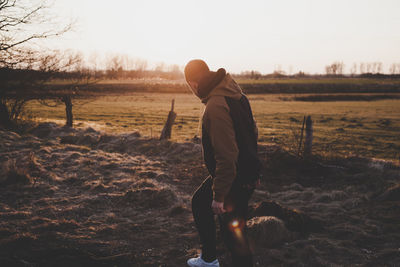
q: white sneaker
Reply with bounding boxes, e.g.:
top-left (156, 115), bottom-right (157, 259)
top-left (187, 254), bottom-right (220, 267)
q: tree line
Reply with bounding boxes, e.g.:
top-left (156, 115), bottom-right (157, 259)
top-left (325, 61), bottom-right (400, 76)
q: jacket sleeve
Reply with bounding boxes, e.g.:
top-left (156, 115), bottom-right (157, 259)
top-left (204, 98), bottom-right (239, 202)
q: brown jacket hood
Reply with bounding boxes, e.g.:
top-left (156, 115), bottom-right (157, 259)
top-left (197, 68), bottom-right (243, 103)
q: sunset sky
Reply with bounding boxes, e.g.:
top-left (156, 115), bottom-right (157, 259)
top-left (48, 0), bottom-right (400, 74)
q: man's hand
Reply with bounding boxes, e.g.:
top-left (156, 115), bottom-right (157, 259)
top-left (211, 200), bottom-right (226, 214)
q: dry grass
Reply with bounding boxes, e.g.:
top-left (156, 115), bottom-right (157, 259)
top-left (24, 93), bottom-right (400, 161)
top-left (1, 123), bottom-right (399, 266)
top-left (0, 159), bottom-right (32, 186)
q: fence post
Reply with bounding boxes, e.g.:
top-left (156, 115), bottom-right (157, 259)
top-left (160, 99), bottom-right (176, 140)
top-left (298, 116), bottom-right (306, 156)
top-left (304, 115), bottom-right (313, 157)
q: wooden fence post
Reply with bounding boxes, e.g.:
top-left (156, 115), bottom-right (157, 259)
top-left (160, 99), bottom-right (177, 140)
top-left (298, 116), bottom-right (306, 156)
top-left (304, 115), bottom-right (313, 157)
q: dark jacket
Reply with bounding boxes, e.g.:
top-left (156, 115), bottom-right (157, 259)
top-left (198, 68), bottom-right (262, 202)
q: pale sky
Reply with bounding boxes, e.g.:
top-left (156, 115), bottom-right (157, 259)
top-left (46, 0), bottom-right (400, 74)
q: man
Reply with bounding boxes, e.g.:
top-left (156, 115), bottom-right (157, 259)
top-left (185, 59), bottom-right (262, 267)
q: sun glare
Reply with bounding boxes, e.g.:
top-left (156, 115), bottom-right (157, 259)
top-left (50, 0), bottom-right (400, 73)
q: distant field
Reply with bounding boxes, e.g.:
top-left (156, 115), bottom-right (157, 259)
top-left (46, 77), bottom-right (400, 94)
top-left (26, 93), bottom-right (400, 161)
top-left (235, 77), bottom-right (400, 85)
top-left (68, 77), bottom-right (400, 85)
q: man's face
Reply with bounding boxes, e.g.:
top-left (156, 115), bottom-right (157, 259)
top-left (188, 81), bottom-right (199, 97)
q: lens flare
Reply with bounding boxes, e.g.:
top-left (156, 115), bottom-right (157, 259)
top-left (229, 219), bottom-right (244, 247)
top-left (231, 220), bottom-right (239, 228)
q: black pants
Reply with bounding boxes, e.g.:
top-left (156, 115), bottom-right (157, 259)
top-left (191, 176), bottom-right (254, 267)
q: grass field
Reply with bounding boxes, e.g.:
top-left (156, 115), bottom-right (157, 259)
top-left (53, 77), bottom-right (400, 85)
top-left (25, 92), bottom-right (400, 161)
top-left (45, 77), bottom-right (400, 95)
top-left (235, 77), bottom-right (400, 85)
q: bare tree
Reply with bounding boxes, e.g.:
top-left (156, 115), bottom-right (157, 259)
top-left (325, 62), bottom-right (344, 75)
top-left (0, 0), bottom-right (73, 128)
top-left (350, 63), bottom-right (357, 76)
top-left (1, 49), bottom-right (92, 128)
top-left (88, 52), bottom-right (102, 78)
top-left (331, 63), bottom-right (338, 75)
top-left (121, 54), bottom-right (135, 72)
top-left (337, 62), bottom-right (344, 75)
top-left (0, 0), bottom-right (72, 66)
top-left (105, 54), bottom-right (123, 79)
top-left (359, 63), bottom-right (365, 74)
top-left (155, 62), bottom-right (165, 72)
top-left (134, 58), bottom-right (148, 72)
top-left (389, 63), bottom-right (396, 75)
top-left (376, 62), bottom-right (382, 74)
top-left (40, 50), bottom-right (97, 128)
top-left (325, 65), bottom-right (332, 75)
top-left (366, 63), bottom-right (372, 73)
top-left (373, 62), bottom-right (379, 74)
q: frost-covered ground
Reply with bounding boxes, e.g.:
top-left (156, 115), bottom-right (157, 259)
top-left (0, 123), bottom-right (399, 266)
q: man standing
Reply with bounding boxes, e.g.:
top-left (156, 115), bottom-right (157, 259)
top-left (185, 60), bottom-right (262, 267)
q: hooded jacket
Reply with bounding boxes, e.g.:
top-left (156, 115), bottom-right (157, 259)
top-left (198, 68), bottom-right (261, 202)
